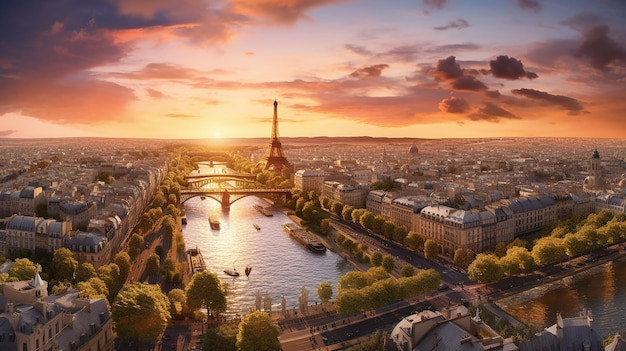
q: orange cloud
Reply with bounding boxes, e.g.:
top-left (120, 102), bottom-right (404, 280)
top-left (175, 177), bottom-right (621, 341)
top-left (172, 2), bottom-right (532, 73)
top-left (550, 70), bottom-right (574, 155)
top-left (230, 0), bottom-right (350, 25)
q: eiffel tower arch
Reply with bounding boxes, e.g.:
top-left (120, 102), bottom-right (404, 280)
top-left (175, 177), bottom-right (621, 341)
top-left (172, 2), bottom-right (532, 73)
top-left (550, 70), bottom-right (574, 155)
top-left (256, 99), bottom-right (292, 174)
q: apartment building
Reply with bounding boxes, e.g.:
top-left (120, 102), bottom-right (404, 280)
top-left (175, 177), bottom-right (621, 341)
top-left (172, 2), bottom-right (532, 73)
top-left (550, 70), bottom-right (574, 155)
top-left (322, 181), bottom-right (370, 208)
top-left (0, 272), bottom-right (114, 351)
top-left (416, 205), bottom-right (514, 257)
top-left (294, 169), bottom-right (327, 193)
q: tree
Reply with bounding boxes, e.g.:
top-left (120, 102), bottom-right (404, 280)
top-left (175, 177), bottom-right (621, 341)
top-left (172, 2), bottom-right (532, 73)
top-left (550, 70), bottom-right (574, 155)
top-left (467, 253), bottom-right (503, 283)
top-left (162, 215), bottom-right (177, 240)
top-left (563, 233), bottom-right (587, 257)
top-left (317, 281), bottom-right (333, 303)
top-left (381, 255), bottom-right (395, 273)
top-left (453, 248), bottom-right (474, 270)
top-left (424, 239), bottom-right (439, 260)
top-left (338, 271), bottom-right (373, 292)
top-left (359, 211), bottom-right (374, 230)
top-left (76, 277), bottom-right (108, 300)
top-left (342, 205), bottom-right (354, 221)
top-left (393, 226), bottom-right (408, 243)
top-left (401, 264), bottom-right (414, 277)
top-left (9, 258), bottom-right (37, 281)
top-left (370, 251), bottom-right (383, 267)
top-left (168, 289), bottom-right (188, 318)
top-left (112, 282), bottom-right (171, 346)
top-left (236, 310), bottom-right (282, 351)
top-left (494, 242), bottom-right (508, 258)
top-left (146, 253), bottom-right (160, 276)
top-left (504, 246), bottom-right (535, 272)
top-left (113, 252), bottom-right (131, 284)
top-left (98, 263), bottom-right (121, 301)
top-left (531, 236), bottom-right (566, 265)
top-left (128, 233), bottom-right (145, 260)
top-left (203, 323), bottom-right (238, 351)
top-left (335, 288), bottom-right (369, 315)
top-left (382, 221), bottom-right (395, 240)
top-left (404, 231), bottom-right (425, 252)
top-left (331, 202), bottom-right (344, 217)
top-left (51, 248), bottom-right (78, 281)
top-left (74, 262), bottom-right (98, 282)
top-left (186, 271), bottom-right (227, 315)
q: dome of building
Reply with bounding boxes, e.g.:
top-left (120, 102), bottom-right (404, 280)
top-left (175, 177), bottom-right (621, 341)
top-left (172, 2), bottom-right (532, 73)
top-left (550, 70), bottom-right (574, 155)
top-left (409, 144), bottom-right (418, 154)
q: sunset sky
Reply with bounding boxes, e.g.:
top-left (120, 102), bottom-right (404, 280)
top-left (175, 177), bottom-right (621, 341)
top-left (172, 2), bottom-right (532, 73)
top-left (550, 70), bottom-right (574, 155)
top-left (1, 0), bottom-right (625, 139)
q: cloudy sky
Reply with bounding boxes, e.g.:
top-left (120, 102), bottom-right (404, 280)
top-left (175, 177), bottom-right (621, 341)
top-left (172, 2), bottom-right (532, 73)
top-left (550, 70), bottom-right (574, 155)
top-left (1, 0), bottom-right (625, 139)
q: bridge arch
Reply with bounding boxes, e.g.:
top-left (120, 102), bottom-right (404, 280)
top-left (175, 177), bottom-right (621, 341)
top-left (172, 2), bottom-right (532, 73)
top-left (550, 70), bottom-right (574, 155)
top-left (180, 189), bottom-right (292, 208)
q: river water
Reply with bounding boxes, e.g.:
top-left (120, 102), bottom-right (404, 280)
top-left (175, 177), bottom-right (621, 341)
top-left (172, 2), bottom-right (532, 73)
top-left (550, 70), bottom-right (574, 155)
top-left (498, 256), bottom-right (626, 337)
top-left (181, 195), bottom-right (353, 316)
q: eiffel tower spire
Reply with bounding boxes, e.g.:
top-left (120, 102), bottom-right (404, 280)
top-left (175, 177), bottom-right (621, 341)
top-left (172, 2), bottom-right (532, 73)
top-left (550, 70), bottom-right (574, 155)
top-left (271, 99), bottom-right (279, 139)
top-left (256, 99), bottom-right (292, 173)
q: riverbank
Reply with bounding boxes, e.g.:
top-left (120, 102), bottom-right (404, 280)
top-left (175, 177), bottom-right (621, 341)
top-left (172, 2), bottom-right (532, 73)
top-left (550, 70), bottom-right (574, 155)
top-left (485, 241), bottom-right (626, 332)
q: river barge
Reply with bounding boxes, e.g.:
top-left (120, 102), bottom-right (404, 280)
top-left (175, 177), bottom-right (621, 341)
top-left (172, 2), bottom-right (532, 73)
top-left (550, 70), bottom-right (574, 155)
top-left (187, 247), bottom-right (206, 274)
top-left (254, 205), bottom-right (274, 217)
top-left (282, 223), bottom-right (327, 254)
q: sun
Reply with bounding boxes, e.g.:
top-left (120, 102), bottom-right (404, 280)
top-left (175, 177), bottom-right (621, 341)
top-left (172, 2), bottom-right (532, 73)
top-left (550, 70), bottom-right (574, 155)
top-left (213, 130), bottom-right (221, 138)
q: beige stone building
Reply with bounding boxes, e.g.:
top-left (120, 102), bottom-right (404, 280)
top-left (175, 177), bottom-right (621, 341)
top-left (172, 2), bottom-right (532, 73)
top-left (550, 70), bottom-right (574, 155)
top-left (416, 205), bottom-right (514, 257)
top-left (294, 169), bottom-right (327, 193)
top-left (322, 181), bottom-right (369, 208)
top-left (0, 273), bottom-right (114, 351)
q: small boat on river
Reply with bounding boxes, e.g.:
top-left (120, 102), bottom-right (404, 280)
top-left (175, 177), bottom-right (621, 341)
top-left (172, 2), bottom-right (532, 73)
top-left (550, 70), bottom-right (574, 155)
top-left (209, 216), bottom-right (220, 230)
top-left (245, 266), bottom-right (252, 277)
top-left (253, 223), bottom-right (261, 230)
top-left (224, 268), bottom-right (239, 277)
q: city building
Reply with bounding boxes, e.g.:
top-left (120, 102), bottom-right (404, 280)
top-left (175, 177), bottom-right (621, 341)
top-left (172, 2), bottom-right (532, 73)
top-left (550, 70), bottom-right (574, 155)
top-left (584, 149), bottom-right (605, 193)
top-left (321, 181), bottom-right (369, 208)
top-left (60, 201), bottom-right (98, 231)
top-left (519, 311), bottom-right (603, 351)
top-left (0, 272), bottom-right (114, 351)
top-left (416, 205), bottom-right (514, 257)
top-left (390, 306), bottom-right (518, 351)
top-left (293, 169), bottom-right (327, 193)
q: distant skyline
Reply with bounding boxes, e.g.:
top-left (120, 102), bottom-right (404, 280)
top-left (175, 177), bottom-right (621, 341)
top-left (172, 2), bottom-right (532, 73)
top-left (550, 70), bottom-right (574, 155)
top-left (1, 0), bottom-right (625, 139)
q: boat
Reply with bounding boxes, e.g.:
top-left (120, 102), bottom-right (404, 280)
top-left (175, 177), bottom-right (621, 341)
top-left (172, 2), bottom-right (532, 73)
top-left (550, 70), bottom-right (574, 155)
top-left (282, 223), bottom-right (327, 254)
top-left (200, 196), bottom-right (206, 200)
top-left (224, 268), bottom-right (239, 277)
top-left (209, 216), bottom-right (220, 230)
top-left (181, 215), bottom-right (187, 225)
top-left (253, 223), bottom-right (261, 230)
top-left (187, 247), bottom-right (206, 274)
top-left (245, 265), bottom-right (252, 277)
top-left (254, 205), bottom-right (274, 217)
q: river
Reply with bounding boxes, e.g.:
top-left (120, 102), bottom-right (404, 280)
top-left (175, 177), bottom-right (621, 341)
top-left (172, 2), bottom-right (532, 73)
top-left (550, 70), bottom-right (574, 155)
top-left (181, 195), bottom-right (353, 316)
top-left (497, 256), bottom-right (626, 337)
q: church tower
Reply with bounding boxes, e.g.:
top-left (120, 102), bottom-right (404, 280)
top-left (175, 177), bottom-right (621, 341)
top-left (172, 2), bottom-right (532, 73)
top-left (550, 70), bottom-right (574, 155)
top-left (256, 100), bottom-right (292, 174)
top-left (584, 149), bottom-right (604, 192)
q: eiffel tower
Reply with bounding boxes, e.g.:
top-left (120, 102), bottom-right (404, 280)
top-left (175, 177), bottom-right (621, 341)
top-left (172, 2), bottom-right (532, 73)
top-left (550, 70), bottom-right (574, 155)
top-left (256, 99), bottom-right (292, 174)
